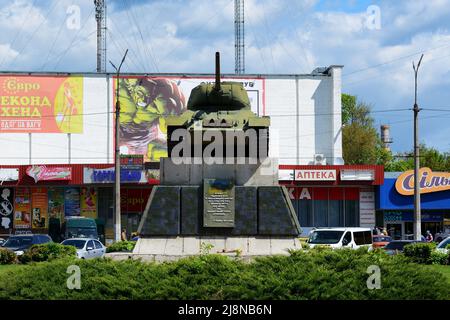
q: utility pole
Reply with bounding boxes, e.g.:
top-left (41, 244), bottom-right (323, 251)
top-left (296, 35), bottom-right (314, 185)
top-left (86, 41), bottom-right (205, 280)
top-left (413, 54), bottom-right (424, 241)
top-left (234, 0), bottom-right (245, 74)
top-left (109, 49), bottom-right (128, 242)
top-left (94, 0), bottom-right (107, 73)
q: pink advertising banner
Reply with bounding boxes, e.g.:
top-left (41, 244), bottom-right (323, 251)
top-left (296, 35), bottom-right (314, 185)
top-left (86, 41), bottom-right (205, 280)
top-left (26, 165), bottom-right (72, 183)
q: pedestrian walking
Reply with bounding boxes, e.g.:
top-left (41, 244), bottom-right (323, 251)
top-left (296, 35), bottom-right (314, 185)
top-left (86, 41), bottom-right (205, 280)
top-left (425, 230), bottom-right (433, 242)
top-left (121, 228), bottom-right (127, 241)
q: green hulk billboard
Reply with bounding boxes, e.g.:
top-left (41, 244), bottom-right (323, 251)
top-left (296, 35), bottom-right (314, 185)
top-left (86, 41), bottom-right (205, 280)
top-left (116, 76), bottom-right (264, 162)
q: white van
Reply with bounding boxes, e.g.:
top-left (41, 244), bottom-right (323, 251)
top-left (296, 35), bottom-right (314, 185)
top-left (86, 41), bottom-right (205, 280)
top-left (307, 227), bottom-right (373, 249)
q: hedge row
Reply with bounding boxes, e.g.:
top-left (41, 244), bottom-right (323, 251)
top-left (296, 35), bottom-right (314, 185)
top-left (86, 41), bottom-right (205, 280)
top-left (106, 241), bottom-right (136, 253)
top-left (0, 243), bottom-right (76, 265)
top-left (0, 248), bottom-right (448, 300)
top-left (403, 243), bottom-right (450, 265)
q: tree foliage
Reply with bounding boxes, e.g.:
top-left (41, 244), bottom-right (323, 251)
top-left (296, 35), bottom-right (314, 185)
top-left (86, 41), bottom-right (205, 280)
top-left (341, 93), bottom-right (450, 171)
top-left (341, 94), bottom-right (388, 165)
top-left (385, 144), bottom-right (450, 172)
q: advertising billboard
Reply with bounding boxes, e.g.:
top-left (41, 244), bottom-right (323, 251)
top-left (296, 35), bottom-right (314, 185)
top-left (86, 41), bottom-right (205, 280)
top-left (0, 76), bottom-right (83, 133)
top-left (115, 76), bottom-right (265, 162)
top-left (0, 187), bottom-right (14, 231)
top-left (31, 187), bottom-right (48, 229)
top-left (14, 187), bottom-right (31, 229)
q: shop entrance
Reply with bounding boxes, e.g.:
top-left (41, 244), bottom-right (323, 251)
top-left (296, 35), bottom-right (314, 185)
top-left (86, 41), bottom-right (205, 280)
top-left (386, 223), bottom-right (402, 240)
top-left (121, 213), bottom-right (140, 240)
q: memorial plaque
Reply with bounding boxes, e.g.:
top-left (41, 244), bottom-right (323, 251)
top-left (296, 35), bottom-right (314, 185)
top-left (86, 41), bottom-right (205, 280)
top-left (203, 179), bottom-right (235, 228)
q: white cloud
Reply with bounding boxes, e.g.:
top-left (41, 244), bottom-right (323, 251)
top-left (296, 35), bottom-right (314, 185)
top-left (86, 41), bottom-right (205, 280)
top-left (0, 0), bottom-right (449, 151)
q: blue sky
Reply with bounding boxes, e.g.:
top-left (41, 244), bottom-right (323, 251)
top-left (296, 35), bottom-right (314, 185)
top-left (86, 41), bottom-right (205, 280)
top-left (0, 0), bottom-right (449, 154)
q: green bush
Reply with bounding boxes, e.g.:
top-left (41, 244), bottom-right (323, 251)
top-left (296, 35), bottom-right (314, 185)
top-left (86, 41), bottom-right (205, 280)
top-left (0, 248), bottom-right (16, 265)
top-left (403, 242), bottom-right (437, 264)
top-left (0, 249), bottom-right (448, 300)
top-left (429, 251), bottom-right (449, 265)
top-left (106, 241), bottom-right (136, 253)
top-left (18, 243), bottom-right (76, 264)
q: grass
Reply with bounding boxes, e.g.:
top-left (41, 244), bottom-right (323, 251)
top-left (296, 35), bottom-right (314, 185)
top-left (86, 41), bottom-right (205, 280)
top-left (428, 265), bottom-right (450, 284)
top-left (0, 264), bottom-right (27, 274)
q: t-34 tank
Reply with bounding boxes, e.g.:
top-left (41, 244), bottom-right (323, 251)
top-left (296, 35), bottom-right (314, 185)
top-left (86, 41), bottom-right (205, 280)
top-left (136, 53), bottom-right (301, 255)
top-left (166, 52), bottom-right (270, 163)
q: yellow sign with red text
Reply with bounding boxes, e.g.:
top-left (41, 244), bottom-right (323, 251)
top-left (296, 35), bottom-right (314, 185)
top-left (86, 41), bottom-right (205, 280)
top-left (0, 76), bottom-right (83, 133)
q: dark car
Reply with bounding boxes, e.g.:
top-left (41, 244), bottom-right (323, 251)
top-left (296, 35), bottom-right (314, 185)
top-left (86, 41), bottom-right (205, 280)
top-left (1, 234), bottom-right (52, 256)
top-left (383, 240), bottom-right (421, 255)
top-left (372, 235), bottom-right (392, 249)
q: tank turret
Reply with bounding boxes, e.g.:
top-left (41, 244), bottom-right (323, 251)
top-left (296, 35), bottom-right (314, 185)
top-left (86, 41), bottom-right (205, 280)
top-left (166, 52), bottom-right (270, 159)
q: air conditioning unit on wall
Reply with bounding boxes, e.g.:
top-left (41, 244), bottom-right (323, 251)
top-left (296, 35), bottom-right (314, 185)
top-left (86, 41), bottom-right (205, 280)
top-left (314, 154), bottom-right (326, 165)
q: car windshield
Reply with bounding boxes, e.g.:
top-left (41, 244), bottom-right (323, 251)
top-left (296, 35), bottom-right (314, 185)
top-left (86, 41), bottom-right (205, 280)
top-left (62, 239), bottom-right (86, 249)
top-left (309, 231), bottom-right (344, 244)
top-left (68, 228), bottom-right (97, 239)
top-left (437, 238), bottom-right (450, 249)
top-left (3, 236), bottom-right (33, 248)
top-left (374, 236), bottom-right (392, 242)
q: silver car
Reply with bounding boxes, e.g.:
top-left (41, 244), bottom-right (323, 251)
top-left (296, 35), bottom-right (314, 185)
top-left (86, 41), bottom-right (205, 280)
top-left (61, 238), bottom-right (106, 259)
top-left (436, 236), bottom-right (450, 254)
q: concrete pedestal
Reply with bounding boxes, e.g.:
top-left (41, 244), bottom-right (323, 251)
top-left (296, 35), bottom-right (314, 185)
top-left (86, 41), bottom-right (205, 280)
top-left (132, 236), bottom-right (301, 257)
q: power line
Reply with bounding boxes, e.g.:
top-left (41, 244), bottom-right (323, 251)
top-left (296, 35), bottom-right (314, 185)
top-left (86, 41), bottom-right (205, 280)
top-left (107, 29), bottom-right (141, 72)
top-left (40, 10), bottom-right (70, 71)
top-left (128, 0), bottom-right (159, 73)
top-left (108, 17), bottom-right (147, 71)
top-left (123, 1), bottom-right (150, 71)
top-left (7, 1), bottom-right (60, 69)
top-left (343, 40), bottom-right (450, 77)
top-left (53, 8), bottom-right (96, 70)
top-left (159, 0), bottom-right (235, 63)
top-left (344, 51), bottom-right (450, 88)
top-left (0, 0), bottom-right (37, 68)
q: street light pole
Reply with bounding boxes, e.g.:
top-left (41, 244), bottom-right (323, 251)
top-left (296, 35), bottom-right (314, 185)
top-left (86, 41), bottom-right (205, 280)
top-left (109, 49), bottom-right (128, 242)
top-left (413, 54), bottom-right (423, 241)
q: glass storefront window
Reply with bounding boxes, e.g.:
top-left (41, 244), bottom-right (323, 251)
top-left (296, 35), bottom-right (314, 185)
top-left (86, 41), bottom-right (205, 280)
top-left (329, 200), bottom-right (344, 227)
top-left (345, 200), bottom-right (359, 227)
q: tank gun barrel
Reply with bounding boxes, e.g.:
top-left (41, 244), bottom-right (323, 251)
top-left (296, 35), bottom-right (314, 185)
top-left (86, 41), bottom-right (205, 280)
top-left (215, 52), bottom-right (221, 92)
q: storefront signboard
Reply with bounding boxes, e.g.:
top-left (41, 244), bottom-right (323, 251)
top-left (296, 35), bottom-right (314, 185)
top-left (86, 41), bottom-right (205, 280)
top-left (83, 167), bottom-right (147, 184)
top-left (26, 165), bottom-right (72, 183)
top-left (0, 168), bottom-right (19, 182)
top-left (294, 169), bottom-right (336, 181)
top-left (64, 187), bottom-right (80, 216)
top-left (0, 187), bottom-right (14, 230)
top-left (14, 187), bottom-right (31, 229)
top-left (48, 188), bottom-right (64, 221)
top-left (279, 169), bottom-right (294, 181)
top-left (81, 187), bottom-right (97, 219)
top-left (31, 187), bottom-right (48, 229)
top-left (120, 155), bottom-right (144, 170)
top-left (341, 169), bottom-right (374, 181)
top-left (396, 167), bottom-right (450, 196)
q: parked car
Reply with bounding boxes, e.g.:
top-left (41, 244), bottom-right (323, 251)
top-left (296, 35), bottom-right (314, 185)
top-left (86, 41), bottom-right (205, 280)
top-left (1, 234), bottom-right (52, 256)
top-left (372, 235), bottom-right (392, 249)
top-left (307, 227), bottom-right (373, 249)
top-left (61, 217), bottom-right (99, 241)
top-left (436, 236), bottom-right (450, 254)
top-left (435, 228), bottom-right (450, 243)
top-left (383, 240), bottom-right (421, 255)
top-left (61, 238), bottom-right (106, 259)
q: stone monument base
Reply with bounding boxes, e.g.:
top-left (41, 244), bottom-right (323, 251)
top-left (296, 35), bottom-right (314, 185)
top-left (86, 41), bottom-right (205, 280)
top-left (131, 236), bottom-right (301, 257)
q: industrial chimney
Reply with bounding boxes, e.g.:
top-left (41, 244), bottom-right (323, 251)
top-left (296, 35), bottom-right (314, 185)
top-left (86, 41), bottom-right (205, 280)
top-left (380, 124), bottom-right (393, 151)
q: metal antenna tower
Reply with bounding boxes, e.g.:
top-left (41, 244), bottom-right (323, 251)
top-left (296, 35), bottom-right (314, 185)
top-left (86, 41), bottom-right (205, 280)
top-left (95, 0), bottom-right (107, 73)
top-left (234, 0), bottom-right (245, 74)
